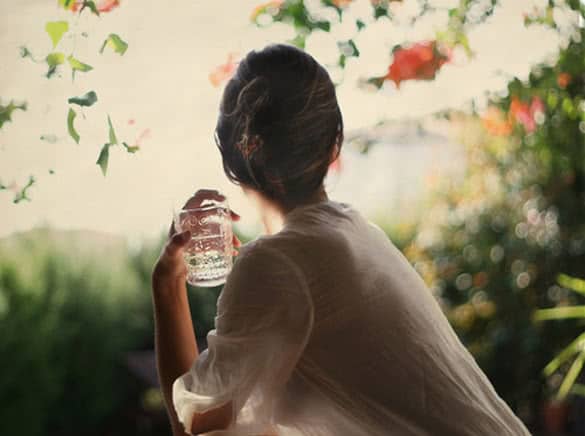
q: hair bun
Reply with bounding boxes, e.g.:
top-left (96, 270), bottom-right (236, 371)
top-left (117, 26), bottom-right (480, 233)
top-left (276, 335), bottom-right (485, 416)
top-left (215, 43), bottom-right (344, 208)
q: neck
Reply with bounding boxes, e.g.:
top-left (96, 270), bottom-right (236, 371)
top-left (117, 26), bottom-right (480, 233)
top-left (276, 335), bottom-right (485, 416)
top-left (248, 187), bottom-right (329, 235)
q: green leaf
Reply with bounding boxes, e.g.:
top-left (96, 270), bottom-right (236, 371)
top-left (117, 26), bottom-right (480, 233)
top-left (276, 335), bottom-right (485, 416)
top-left (80, 0), bottom-right (100, 16)
top-left (67, 55), bottom-right (93, 80)
top-left (558, 273), bottom-right (585, 297)
top-left (46, 52), bottom-right (65, 78)
top-left (337, 39), bottom-right (360, 61)
top-left (96, 144), bottom-right (110, 176)
top-left (315, 21), bottom-right (330, 32)
top-left (0, 100), bottom-right (27, 129)
top-left (67, 108), bottom-right (80, 144)
top-left (13, 175), bottom-right (35, 204)
top-left (355, 19), bottom-right (365, 31)
top-left (572, 384), bottom-right (585, 397)
top-left (19, 46), bottom-right (32, 58)
top-left (365, 75), bottom-right (386, 89)
top-left (122, 142), bottom-right (140, 153)
top-left (107, 115), bottom-right (118, 145)
top-left (288, 34), bottom-right (306, 49)
top-left (100, 33), bottom-right (128, 55)
top-left (373, 5), bottom-right (389, 19)
top-left (68, 91), bottom-right (98, 107)
top-left (58, 0), bottom-right (76, 11)
top-left (67, 55), bottom-right (93, 71)
top-left (543, 331), bottom-right (585, 377)
top-left (534, 306), bottom-right (585, 321)
top-left (45, 21), bottom-right (69, 48)
top-left (558, 350), bottom-right (585, 400)
top-left (46, 52), bottom-right (65, 66)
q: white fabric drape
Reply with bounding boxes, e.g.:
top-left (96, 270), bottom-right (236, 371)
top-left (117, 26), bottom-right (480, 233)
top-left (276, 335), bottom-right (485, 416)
top-left (173, 200), bottom-right (531, 436)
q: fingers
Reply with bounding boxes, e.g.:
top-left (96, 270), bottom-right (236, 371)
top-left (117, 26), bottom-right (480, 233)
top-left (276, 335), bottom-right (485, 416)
top-left (183, 189), bottom-right (226, 210)
top-left (165, 230), bottom-right (191, 257)
top-left (232, 234), bottom-right (241, 257)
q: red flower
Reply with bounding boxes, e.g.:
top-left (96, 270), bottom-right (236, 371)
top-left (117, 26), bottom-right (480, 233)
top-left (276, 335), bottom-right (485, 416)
top-left (62, 0), bottom-right (120, 14)
top-left (97, 0), bottom-right (120, 12)
top-left (530, 96), bottom-right (545, 116)
top-left (508, 96), bottom-right (545, 133)
top-left (385, 41), bottom-right (451, 88)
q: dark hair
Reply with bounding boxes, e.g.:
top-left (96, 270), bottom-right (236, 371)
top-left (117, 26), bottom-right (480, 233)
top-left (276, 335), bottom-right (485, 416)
top-left (214, 43), bottom-right (343, 208)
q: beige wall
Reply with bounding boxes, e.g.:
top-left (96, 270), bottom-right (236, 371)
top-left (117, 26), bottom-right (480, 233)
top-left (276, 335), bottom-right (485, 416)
top-left (0, 0), bottom-right (572, 242)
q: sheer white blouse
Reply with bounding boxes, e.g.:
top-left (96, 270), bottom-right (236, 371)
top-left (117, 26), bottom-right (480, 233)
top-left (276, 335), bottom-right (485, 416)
top-left (172, 200), bottom-right (531, 435)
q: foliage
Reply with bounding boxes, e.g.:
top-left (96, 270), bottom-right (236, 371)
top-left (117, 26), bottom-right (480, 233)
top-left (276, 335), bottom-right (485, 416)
top-left (100, 33), bottom-right (129, 55)
top-left (246, 0), bottom-right (502, 86)
top-left (67, 108), bottom-right (80, 144)
top-left (0, 229), bottom-right (148, 435)
top-left (3, 1), bottom-right (133, 201)
top-left (535, 274), bottom-right (585, 401)
top-left (0, 175), bottom-right (36, 204)
top-left (68, 90), bottom-right (98, 107)
top-left (0, 99), bottom-right (27, 129)
top-left (0, 227), bottom-right (227, 435)
top-left (396, 19), bottom-right (584, 428)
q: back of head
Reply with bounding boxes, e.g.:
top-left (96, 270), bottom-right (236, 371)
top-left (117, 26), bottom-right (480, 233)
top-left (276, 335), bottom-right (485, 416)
top-left (215, 43), bottom-right (343, 208)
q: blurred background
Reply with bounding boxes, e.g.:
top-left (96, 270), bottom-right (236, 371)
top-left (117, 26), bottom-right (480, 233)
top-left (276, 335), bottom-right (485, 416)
top-left (0, 0), bottom-right (584, 434)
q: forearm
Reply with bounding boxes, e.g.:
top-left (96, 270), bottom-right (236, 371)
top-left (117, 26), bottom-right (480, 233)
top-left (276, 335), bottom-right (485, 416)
top-left (152, 275), bottom-right (198, 436)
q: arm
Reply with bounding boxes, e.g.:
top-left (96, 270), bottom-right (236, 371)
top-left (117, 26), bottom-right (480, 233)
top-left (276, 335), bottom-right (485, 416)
top-left (152, 266), bottom-right (196, 436)
top-left (152, 190), bottom-right (241, 435)
top-left (152, 227), bottom-right (200, 435)
top-left (152, 230), bottom-right (236, 435)
top-left (160, 230), bottom-right (311, 434)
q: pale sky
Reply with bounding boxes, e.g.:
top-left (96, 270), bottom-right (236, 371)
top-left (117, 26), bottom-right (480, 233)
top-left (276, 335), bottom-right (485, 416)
top-left (0, 0), bottom-right (574, 244)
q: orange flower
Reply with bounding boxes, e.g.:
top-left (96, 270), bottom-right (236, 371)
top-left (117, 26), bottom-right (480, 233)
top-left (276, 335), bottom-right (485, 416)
top-left (481, 106), bottom-right (513, 136)
top-left (332, 0), bottom-right (353, 7)
top-left (385, 41), bottom-right (451, 88)
top-left (557, 72), bottom-right (571, 88)
top-left (209, 53), bottom-right (239, 88)
top-left (250, 0), bottom-right (284, 22)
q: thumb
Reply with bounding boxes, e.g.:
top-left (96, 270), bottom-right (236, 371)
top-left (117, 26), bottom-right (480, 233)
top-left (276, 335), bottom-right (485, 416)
top-left (166, 230), bottom-right (191, 256)
top-left (175, 229), bottom-right (191, 244)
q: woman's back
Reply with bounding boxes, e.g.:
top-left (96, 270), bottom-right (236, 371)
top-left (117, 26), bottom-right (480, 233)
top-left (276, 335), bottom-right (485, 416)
top-left (254, 200), bottom-right (530, 435)
top-left (173, 199), bottom-right (530, 435)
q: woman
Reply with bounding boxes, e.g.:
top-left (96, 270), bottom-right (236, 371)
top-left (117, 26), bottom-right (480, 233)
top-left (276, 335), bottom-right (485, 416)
top-left (152, 44), bottom-right (531, 435)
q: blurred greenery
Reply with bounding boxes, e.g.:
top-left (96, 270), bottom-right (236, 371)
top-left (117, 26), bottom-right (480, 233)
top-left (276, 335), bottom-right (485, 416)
top-left (0, 227), bottom-right (226, 435)
top-left (397, 18), bottom-right (585, 431)
top-left (535, 274), bottom-right (585, 401)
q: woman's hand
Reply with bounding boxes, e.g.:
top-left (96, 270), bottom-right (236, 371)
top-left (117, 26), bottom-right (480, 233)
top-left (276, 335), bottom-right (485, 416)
top-left (152, 189), bottom-right (241, 289)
